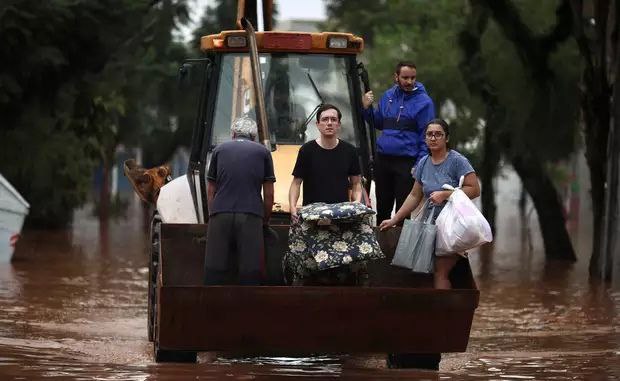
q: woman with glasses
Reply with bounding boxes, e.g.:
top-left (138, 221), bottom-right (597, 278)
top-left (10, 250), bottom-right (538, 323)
top-left (378, 118), bottom-right (481, 290)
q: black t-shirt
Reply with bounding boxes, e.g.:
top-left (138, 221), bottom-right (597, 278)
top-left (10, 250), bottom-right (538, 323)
top-left (292, 140), bottom-right (361, 205)
top-left (207, 138), bottom-right (276, 217)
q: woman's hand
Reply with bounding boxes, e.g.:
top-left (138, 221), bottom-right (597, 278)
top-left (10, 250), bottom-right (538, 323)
top-left (379, 218), bottom-right (397, 231)
top-left (429, 190), bottom-right (452, 205)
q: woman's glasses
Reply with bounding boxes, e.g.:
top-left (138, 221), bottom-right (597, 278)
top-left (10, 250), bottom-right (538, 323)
top-left (425, 132), bottom-right (445, 139)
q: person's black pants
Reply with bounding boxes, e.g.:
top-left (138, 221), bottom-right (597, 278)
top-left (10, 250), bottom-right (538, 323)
top-left (375, 154), bottom-right (416, 223)
top-left (204, 212), bottom-right (263, 285)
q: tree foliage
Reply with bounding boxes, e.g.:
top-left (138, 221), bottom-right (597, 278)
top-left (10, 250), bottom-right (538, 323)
top-left (191, 0), bottom-right (239, 50)
top-left (0, 0), bottom-right (190, 227)
top-left (567, 0), bottom-right (620, 278)
top-left (325, 1), bottom-right (485, 159)
top-left (325, 0), bottom-right (582, 259)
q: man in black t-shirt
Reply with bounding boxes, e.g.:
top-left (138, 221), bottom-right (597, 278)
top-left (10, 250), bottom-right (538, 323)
top-left (289, 103), bottom-right (362, 220)
top-left (205, 116), bottom-right (276, 285)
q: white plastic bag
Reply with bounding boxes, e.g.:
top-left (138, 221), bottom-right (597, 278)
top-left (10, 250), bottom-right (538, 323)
top-left (435, 184), bottom-right (492, 255)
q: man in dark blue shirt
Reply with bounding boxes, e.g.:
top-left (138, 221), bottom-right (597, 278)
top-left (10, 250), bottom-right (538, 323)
top-left (204, 117), bottom-right (276, 285)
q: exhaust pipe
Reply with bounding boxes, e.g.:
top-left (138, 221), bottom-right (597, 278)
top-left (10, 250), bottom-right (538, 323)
top-left (240, 17), bottom-right (271, 150)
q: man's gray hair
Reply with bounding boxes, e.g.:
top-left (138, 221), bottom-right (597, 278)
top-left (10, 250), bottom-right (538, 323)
top-left (231, 116), bottom-right (258, 139)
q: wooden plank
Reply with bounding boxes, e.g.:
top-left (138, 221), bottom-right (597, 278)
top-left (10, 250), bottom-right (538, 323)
top-left (157, 286), bottom-right (478, 353)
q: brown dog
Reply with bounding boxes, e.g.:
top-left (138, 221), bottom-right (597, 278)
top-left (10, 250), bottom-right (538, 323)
top-left (123, 159), bottom-right (172, 205)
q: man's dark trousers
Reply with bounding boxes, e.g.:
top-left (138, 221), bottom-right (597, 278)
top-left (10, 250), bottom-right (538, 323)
top-left (204, 212), bottom-right (263, 285)
top-left (375, 153), bottom-right (415, 223)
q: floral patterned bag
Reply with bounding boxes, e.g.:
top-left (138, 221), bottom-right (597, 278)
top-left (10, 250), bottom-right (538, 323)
top-left (283, 202), bottom-right (384, 281)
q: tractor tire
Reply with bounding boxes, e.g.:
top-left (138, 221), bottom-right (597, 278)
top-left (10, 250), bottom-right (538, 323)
top-left (386, 353), bottom-right (441, 370)
top-left (147, 213), bottom-right (161, 342)
top-left (151, 235), bottom-right (197, 364)
top-left (154, 343), bottom-right (197, 363)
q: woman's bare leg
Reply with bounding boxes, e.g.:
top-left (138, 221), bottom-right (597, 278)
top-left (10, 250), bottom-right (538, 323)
top-left (434, 255), bottom-right (459, 289)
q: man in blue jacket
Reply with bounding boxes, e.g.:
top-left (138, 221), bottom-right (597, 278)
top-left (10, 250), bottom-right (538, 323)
top-left (362, 61), bottom-right (435, 223)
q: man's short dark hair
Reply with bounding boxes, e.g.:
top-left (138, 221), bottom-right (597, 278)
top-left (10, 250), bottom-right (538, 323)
top-left (395, 61), bottom-right (417, 75)
top-left (316, 103), bottom-right (342, 122)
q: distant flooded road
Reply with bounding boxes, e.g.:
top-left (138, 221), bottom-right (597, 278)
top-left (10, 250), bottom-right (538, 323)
top-left (1, 171), bottom-right (619, 380)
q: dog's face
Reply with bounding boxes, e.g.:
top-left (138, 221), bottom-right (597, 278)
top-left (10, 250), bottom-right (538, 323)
top-left (137, 166), bottom-right (171, 204)
top-left (124, 159), bottom-right (171, 204)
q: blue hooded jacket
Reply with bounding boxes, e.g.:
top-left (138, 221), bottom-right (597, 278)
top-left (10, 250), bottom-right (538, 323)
top-left (363, 82), bottom-right (435, 164)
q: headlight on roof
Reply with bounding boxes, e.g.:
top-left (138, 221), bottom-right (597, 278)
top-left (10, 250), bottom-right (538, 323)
top-left (226, 35), bottom-right (247, 48)
top-left (328, 36), bottom-right (348, 49)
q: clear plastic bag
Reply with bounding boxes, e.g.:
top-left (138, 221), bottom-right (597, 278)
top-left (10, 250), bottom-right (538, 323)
top-left (435, 185), bottom-right (492, 256)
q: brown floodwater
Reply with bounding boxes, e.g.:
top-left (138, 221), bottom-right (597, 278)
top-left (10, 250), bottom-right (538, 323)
top-left (1, 173), bottom-right (619, 380)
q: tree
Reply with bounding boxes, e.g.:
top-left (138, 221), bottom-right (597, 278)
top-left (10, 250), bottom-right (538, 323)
top-left (325, 1), bottom-right (484, 148)
top-left (458, 4), bottom-right (504, 236)
top-left (191, 0), bottom-right (240, 50)
top-left (322, 1), bottom-right (389, 46)
top-left (472, 0), bottom-right (579, 260)
top-left (325, 0), bottom-right (581, 260)
top-left (568, 0), bottom-right (619, 279)
top-left (0, 0), bottom-right (190, 227)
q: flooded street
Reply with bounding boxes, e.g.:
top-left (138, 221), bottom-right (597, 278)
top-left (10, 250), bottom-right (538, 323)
top-left (1, 171), bottom-right (620, 380)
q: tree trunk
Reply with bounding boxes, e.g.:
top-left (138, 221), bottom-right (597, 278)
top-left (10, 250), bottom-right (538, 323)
top-left (610, 120), bottom-right (620, 288)
top-left (605, 105), bottom-right (620, 285)
top-left (99, 156), bottom-right (111, 223)
top-left (98, 148), bottom-right (114, 257)
top-left (479, 109), bottom-right (503, 234)
top-left (567, 0), bottom-right (614, 278)
top-left (99, 144), bottom-right (115, 224)
top-left (610, 25), bottom-right (620, 285)
top-left (458, 4), bottom-right (500, 233)
top-left (479, 146), bottom-right (497, 233)
top-left (582, 87), bottom-right (611, 276)
top-left (602, 44), bottom-right (620, 284)
top-left (511, 154), bottom-right (577, 260)
top-left (473, 0), bottom-right (577, 261)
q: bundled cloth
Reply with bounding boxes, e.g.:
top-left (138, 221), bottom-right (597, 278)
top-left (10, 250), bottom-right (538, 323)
top-left (283, 202), bottom-right (384, 282)
top-left (435, 183), bottom-right (493, 256)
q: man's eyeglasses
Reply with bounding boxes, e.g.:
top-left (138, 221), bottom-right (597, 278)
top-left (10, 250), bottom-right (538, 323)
top-left (319, 117), bottom-right (339, 123)
top-left (425, 132), bottom-right (445, 139)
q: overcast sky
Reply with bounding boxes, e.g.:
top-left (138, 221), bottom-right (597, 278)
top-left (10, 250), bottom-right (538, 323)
top-left (179, 0), bottom-right (327, 41)
top-left (273, 0), bottom-right (326, 20)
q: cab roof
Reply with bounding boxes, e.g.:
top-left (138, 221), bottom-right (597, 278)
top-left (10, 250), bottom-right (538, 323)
top-left (200, 30), bottom-right (364, 55)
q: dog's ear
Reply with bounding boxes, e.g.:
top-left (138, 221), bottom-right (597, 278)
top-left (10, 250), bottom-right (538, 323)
top-left (157, 166), bottom-right (171, 178)
top-left (124, 159), bottom-right (138, 170)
